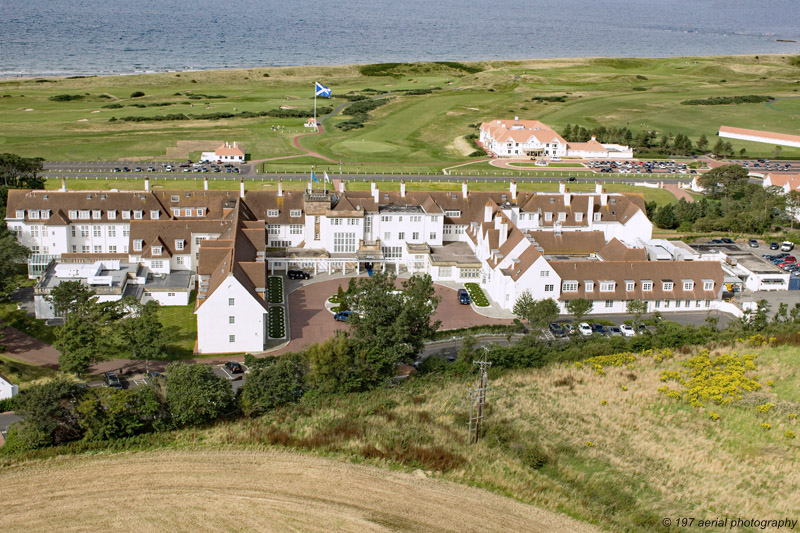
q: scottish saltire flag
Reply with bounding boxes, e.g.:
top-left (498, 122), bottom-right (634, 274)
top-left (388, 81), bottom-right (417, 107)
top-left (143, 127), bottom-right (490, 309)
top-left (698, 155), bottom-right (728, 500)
top-left (324, 171), bottom-right (330, 183)
top-left (311, 170), bottom-right (319, 183)
top-left (315, 82), bottom-right (332, 98)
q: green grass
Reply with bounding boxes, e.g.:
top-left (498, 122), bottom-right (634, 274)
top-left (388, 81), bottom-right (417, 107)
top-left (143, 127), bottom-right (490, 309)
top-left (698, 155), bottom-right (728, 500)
top-left (3, 55), bottom-right (800, 163)
top-left (464, 283), bottom-right (489, 307)
top-left (156, 291), bottom-right (198, 359)
top-left (268, 307), bottom-right (286, 338)
top-left (268, 277), bottom-right (284, 304)
top-left (0, 355), bottom-right (59, 387)
top-left (0, 302), bottom-right (58, 345)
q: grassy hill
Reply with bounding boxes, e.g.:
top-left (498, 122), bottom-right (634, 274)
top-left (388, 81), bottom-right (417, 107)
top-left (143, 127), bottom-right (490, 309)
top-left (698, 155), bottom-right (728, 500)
top-left (1, 55), bottom-right (799, 164)
top-left (3, 339), bottom-right (797, 532)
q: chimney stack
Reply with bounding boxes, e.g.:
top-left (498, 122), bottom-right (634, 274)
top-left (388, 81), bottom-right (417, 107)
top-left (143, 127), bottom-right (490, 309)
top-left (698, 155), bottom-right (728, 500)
top-left (510, 179), bottom-right (517, 201)
top-left (204, 176), bottom-right (209, 191)
top-left (60, 178), bottom-right (67, 192)
top-left (601, 189), bottom-right (608, 206)
top-left (484, 201), bottom-right (493, 223)
top-left (277, 178), bottom-right (283, 197)
top-left (240, 177), bottom-right (245, 199)
top-left (339, 180), bottom-right (345, 194)
top-left (372, 183), bottom-right (379, 203)
top-left (559, 181), bottom-right (565, 194)
top-left (144, 176), bottom-right (150, 192)
top-left (462, 180), bottom-right (468, 199)
top-left (400, 179), bottom-right (406, 198)
top-left (564, 188), bottom-right (571, 207)
top-left (586, 196), bottom-right (594, 227)
top-left (595, 182), bottom-right (603, 195)
top-left (498, 219), bottom-right (507, 247)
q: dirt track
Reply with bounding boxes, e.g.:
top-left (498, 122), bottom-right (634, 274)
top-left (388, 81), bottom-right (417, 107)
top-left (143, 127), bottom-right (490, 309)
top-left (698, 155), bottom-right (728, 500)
top-left (0, 449), bottom-right (597, 533)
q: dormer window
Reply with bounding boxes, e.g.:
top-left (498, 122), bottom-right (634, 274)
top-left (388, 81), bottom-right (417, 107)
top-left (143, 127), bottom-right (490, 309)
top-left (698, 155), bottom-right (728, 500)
top-left (290, 209), bottom-right (301, 218)
top-left (16, 210), bottom-right (25, 219)
top-left (682, 280), bottom-right (694, 291)
top-left (29, 210), bottom-right (39, 220)
top-left (42, 210), bottom-right (51, 219)
top-left (558, 212), bottom-right (566, 221)
top-left (600, 281), bottom-right (615, 292)
top-left (544, 212), bottom-right (553, 222)
top-left (593, 213), bottom-right (601, 222)
top-left (575, 212), bottom-right (583, 222)
top-left (79, 210), bottom-right (90, 219)
top-left (585, 281), bottom-right (594, 291)
top-left (562, 280), bottom-right (579, 292)
top-left (69, 210), bottom-right (78, 219)
top-left (134, 211), bottom-right (143, 220)
top-left (91, 210), bottom-right (101, 219)
top-left (171, 195), bottom-right (180, 203)
top-left (150, 210), bottom-right (160, 220)
top-left (108, 210), bottom-right (117, 220)
top-left (184, 209), bottom-right (192, 217)
top-left (197, 208), bottom-right (205, 217)
top-left (175, 239), bottom-right (184, 251)
top-left (642, 280), bottom-right (653, 291)
top-left (703, 279), bottom-right (714, 291)
top-left (625, 280), bottom-right (635, 291)
top-left (133, 239), bottom-right (143, 252)
top-left (267, 209), bottom-right (279, 217)
top-left (152, 246), bottom-right (162, 256)
top-left (663, 281), bottom-right (674, 291)
top-left (172, 208), bottom-right (180, 216)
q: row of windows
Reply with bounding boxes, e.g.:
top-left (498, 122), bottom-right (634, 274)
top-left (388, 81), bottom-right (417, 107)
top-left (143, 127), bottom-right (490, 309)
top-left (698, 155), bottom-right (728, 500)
top-left (172, 207), bottom-right (206, 217)
top-left (66, 244), bottom-right (129, 254)
top-left (562, 280), bottom-right (714, 292)
top-left (330, 218), bottom-right (361, 226)
top-left (379, 215), bottom-right (439, 222)
top-left (333, 232), bottom-right (356, 253)
top-left (63, 209), bottom-right (153, 221)
top-left (267, 209), bottom-right (302, 218)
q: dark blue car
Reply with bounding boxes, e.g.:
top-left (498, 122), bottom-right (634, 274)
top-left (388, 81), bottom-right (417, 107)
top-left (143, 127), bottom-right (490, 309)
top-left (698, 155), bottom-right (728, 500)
top-left (334, 310), bottom-right (353, 322)
top-left (458, 289), bottom-right (471, 305)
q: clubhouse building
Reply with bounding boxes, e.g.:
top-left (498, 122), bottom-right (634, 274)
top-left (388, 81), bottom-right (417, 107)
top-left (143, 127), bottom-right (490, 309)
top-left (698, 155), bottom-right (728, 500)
top-left (8, 178), bottom-right (725, 354)
top-left (479, 119), bottom-right (633, 159)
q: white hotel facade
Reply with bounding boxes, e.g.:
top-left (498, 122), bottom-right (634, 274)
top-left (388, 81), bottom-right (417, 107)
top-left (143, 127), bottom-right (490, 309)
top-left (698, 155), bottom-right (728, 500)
top-left (8, 177), bottom-right (723, 354)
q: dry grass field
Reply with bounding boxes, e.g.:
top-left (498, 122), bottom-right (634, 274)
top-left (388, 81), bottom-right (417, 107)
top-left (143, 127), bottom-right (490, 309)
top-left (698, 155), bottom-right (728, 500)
top-left (0, 448), bottom-right (596, 533)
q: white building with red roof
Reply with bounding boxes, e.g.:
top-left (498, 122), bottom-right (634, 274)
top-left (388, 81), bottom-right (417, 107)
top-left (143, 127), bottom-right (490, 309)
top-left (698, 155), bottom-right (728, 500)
top-left (718, 126), bottom-right (800, 149)
top-left (479, 119), bottom-right (632, 159)
top-left (201, 142), bottom-right (245, 163)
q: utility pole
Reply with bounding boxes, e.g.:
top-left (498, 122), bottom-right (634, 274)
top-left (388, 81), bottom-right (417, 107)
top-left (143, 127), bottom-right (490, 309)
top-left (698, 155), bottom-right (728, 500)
top-left (468, 346), bottom-right (491, 445)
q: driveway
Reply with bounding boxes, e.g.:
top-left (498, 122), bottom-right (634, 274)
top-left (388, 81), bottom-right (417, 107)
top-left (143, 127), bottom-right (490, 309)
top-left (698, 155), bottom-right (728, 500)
top-left (266, 278), bottom-right (513, 356)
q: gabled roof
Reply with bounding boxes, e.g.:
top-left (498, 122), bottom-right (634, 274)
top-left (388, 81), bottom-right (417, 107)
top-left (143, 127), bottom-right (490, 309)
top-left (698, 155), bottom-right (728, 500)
top-left (216, 142), bottom-right (245, 156)
top-left (719, 126), bottom-right (800, 144)
top-left (597, 238), bottom-right (648, 262)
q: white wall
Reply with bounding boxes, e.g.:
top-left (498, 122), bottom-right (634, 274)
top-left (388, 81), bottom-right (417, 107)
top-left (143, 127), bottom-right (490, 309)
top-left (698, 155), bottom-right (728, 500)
top-left (0, 378), bottom-right (18, 401)
top-left (142, 290), bottom-right (191, 306)
top-left (196, 276), bottom-right (267, 354)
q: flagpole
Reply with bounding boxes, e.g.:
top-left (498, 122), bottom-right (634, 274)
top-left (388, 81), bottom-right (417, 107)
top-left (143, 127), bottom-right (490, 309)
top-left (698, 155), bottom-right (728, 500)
top-left (314, 88), bottom-right (317, 132)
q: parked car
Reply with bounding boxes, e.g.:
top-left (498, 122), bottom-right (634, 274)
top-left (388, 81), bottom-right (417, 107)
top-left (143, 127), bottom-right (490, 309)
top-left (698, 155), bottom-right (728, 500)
top-left (562, 323), bottom-right (574, 336)
top-left (457, 288), bottom-right (471, 305)
top-left (607, 326), bottom-right (623, 336)
top-left (620, 324), bottom-right (636, 337)
top-left (720, 238), bottom-right (735, 244)
top-left (287, 269), bottom-right (310, 280)
top-left (578, 322), bottom-right (593, 336)
top-left (224, 361), bottom-right (244, 374)
top-left (770, 242), bottom-right (780, 250)
top-left (781, 241), bottom-right (795, 252)
top-left (334, 310), bottom-right (353, 322)
top-left (591, 323), bottom-right (606, 335)
top-left (637, 323), bottom-right (649, 334)
top-left (749, 239), bottom-right (759, 248)
top-left (548, 322), bottom-right (566, 337)
top-left (104, 371), bottom-right (123, 390)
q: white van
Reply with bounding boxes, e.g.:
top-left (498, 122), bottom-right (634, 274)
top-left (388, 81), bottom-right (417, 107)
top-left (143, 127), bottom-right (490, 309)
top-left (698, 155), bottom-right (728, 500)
top-left (781, 241), bottom-right (795, 252)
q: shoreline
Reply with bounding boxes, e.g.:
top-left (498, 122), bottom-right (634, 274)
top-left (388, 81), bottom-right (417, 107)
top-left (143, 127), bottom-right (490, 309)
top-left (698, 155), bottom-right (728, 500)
top-left (1, 52), bottom-right (796, 82)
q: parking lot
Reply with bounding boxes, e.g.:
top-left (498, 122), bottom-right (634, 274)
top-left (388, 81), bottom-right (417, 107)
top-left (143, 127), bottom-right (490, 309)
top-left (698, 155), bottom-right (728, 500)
top-left (586, 159), bottom-right (695, 175)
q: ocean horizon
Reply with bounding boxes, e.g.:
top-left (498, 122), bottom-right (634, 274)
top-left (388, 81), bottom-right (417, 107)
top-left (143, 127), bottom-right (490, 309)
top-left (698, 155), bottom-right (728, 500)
top-left (2, 0), bottom-right (800, 78)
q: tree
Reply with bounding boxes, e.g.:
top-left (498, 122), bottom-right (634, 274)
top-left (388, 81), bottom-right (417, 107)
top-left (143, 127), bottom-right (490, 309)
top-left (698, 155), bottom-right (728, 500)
top-left (626, 300), bottom-right (648, 329)
top-left (120, 299), bottom-right (165, 374)
top-left (76, 385), bottom-right (167, 441)
top-left (54, 314), bottom-right (107, 377)
top-left (672, 133), bottom-right (693, 155)
top-left (165, 362), bottom-right (233, 427)
top-left (513, 292), bottom-right (559, 330)
top-left (712, 138), bottom-right (727, 157)
top-left (0, 225), bottom-right (29, 295)
top-left (305, 333), bottom-right (378, 393)
top-left (697, 134), bottom-right (709, 152)
top-left (566, 298), bottom-right (593, 323)
top-left (653, 203), bottom-right (678, 229)
top-left (773, 145), bottom-right (783, 159)
top-left (697, 164), bottom-right (749, 199)
top-left (5, 376), bottom-right (84, 450)
top-left (345, 272), bottom-right (440, 365)
top-left (239, 353), bottom-right (306, 416)
top-left (47, 280), bottom-right (96, 317)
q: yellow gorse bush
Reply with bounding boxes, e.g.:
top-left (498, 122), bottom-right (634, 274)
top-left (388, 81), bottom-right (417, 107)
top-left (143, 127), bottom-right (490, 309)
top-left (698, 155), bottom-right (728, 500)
top-left (756, 403), bottom-right (775, 414)
top-left (577, 349), bottom-right (674, 375)
top-left (658, 350), bottom-right (761, 408)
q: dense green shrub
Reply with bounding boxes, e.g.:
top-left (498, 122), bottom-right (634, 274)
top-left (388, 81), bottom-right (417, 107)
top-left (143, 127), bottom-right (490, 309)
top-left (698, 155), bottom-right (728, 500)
top-left (165, 362), bottom-right (234, 427)
top-left (48, 94), bottom-right (84, 101)
top-left (681, 95), bottom-right (772, 105)
top-left (130, 91), bottom-right (145, 98)
top-left (102, 103), bottom-right (123, 109)
top-left (239, 353), bottom-right (306, 416)
top-left (531, 95), bottom-right (567, 103)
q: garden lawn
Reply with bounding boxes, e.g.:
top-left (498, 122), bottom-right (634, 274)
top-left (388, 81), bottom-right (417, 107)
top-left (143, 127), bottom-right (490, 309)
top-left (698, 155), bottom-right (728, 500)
top-left (464, 283), bottom-right (489, 307)
top-left (155, 292), bottom-right (198, 359)
top-left (0, 355), bottom-right (59, 388)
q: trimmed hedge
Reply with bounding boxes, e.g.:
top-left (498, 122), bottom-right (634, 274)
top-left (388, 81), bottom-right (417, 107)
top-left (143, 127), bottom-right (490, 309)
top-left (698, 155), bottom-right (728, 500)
top-left (268, 276), bottom-right (283, 304)
top-left (464, 283), bottom-right (489, 307)
top-left (268, 307), bottom-right (286, 338)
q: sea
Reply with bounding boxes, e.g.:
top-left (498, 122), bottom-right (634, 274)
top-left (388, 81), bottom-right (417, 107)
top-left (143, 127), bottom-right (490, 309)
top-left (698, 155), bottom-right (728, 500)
top-left (1, 0), bottom-right (799, 78)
